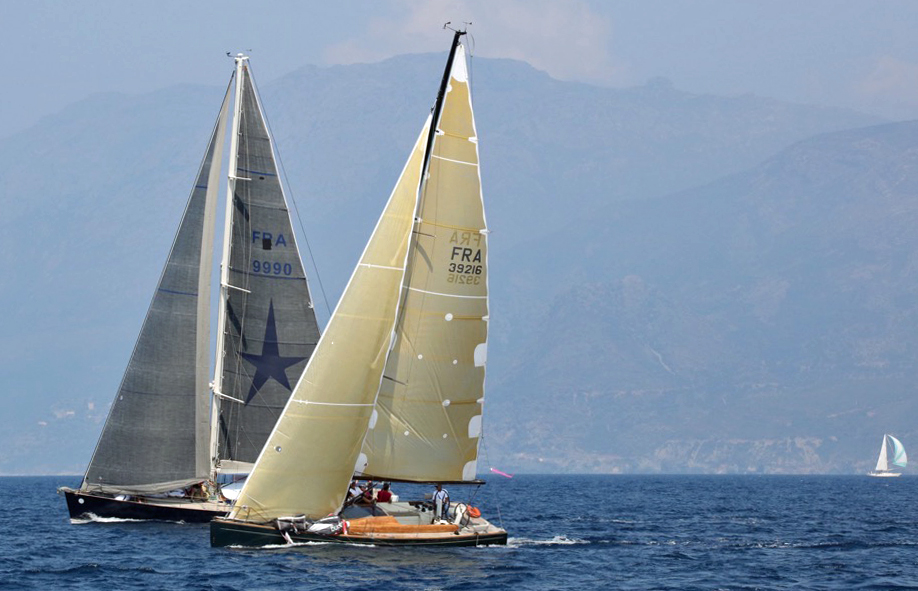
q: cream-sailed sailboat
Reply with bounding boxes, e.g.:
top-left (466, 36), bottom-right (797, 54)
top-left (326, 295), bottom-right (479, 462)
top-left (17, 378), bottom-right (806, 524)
top-left (868, 434), bottom-right (907, 477)
top-left (211, 30), bottom-right (507, 547)
top-left (60, 55), bottom-right (320, 522)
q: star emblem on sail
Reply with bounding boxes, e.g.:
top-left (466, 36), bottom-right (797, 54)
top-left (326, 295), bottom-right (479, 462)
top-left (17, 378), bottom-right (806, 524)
top-left (239, 300), bottom-right (306, 404)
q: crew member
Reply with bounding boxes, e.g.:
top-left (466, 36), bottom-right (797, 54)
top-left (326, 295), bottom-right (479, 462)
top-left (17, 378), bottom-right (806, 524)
top-left (433, 483), bottom-right (450, 521)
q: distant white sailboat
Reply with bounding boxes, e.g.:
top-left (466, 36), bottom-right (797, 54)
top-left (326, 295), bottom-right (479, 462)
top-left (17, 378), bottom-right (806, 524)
top-left (868, 434), bottom-right (907, 477)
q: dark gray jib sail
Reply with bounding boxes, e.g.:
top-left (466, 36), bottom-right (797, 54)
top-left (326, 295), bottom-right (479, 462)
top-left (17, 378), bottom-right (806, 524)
top-left (81, 86), bottom-right (231, 495)
top-left (213, 64), bottom-right (320, 468)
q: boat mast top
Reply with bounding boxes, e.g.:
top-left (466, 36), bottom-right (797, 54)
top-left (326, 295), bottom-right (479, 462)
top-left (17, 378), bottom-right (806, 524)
top-left (419, 26), bottom-right (466, 185)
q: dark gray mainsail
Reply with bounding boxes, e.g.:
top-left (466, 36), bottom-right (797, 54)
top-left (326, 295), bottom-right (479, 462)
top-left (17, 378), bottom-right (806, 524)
top-left (81, 86), bottom-right (230, 495)
top-left (214, 64), bottom-right (320, 467)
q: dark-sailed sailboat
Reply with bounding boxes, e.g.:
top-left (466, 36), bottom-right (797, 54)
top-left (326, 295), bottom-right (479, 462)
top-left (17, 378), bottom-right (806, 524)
top-left (60, 54), bottom-right (320, 523)
top-left (211, 30), bottom-right (507, 548)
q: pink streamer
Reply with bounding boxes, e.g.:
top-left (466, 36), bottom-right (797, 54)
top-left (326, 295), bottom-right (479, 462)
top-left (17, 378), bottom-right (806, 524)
top-left (489, 467), bottom-right (513, 478)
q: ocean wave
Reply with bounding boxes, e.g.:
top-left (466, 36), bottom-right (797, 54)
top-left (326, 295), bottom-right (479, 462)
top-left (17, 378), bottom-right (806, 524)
top-left (24, 563), bottom-right (158, 575)
top-left (506, 535), bottom-right (588, 547)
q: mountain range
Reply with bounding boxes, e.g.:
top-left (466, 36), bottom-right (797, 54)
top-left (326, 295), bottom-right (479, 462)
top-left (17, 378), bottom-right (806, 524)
top-left (1, 52), bottom-right (910, 475)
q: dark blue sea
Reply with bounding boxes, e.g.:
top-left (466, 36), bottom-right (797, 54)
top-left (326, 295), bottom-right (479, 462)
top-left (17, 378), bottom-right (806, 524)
top-left (3, 474), bottom-right (917, 590)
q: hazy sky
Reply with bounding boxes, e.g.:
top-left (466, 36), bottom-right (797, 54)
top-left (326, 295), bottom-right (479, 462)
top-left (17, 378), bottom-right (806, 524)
top-left (4, 0), bottom-right (918, 138)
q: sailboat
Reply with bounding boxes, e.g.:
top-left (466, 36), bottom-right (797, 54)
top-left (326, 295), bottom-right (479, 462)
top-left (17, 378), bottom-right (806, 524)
top-left (868, 434), bottom-right (907, 477)
top-left (210, 30), bottom-right (507, 547)
top-left (59, 54), bottom-right (321, 522)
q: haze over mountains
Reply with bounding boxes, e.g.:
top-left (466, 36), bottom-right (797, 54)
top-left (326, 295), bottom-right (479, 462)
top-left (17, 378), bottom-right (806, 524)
top-left (493, 121), bottom-right (918, 473)
top-left (2, 52), bottom-right (912, 475)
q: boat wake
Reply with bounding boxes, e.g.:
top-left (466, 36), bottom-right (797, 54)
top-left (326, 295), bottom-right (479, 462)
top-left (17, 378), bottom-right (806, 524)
top-left (228, 541), bottom-right (378, 550)
top-left (506, 535), bottom-right (588, 548)
top-left (70, 513), bottom-right (168, 524)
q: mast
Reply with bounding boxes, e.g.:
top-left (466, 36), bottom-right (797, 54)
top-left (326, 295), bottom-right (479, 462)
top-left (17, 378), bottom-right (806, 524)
top-left (386, 29), bottom-right (467, 344)
top-left (419, 28), bottom-right (466, 197)
top-left (210, 53), bottom-right (248, 480)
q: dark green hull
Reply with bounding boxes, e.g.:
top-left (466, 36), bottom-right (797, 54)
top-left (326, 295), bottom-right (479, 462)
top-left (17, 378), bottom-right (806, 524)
top-left (210, 518), bottom-right (508, 548)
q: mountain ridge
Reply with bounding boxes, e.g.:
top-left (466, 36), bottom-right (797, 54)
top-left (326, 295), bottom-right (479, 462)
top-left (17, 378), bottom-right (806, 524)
top-left (0, 53), bottom-right (898, 475)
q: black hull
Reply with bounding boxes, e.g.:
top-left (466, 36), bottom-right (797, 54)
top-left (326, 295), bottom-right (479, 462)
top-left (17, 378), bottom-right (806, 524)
top-left (62, 489), bottom-right (228, 523)
top-left (210, 518), bottom-right (508, 548)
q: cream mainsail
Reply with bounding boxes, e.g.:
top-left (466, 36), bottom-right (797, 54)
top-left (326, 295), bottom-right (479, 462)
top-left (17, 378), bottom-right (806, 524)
top-left (230, 36), bottom-right (485, 522)
top-left (360, 43), bottom-right (488, 483)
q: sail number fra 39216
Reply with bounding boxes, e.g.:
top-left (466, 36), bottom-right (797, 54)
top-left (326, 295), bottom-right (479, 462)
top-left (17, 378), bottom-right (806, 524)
top-left (447, 231), bottom-right (483, 284)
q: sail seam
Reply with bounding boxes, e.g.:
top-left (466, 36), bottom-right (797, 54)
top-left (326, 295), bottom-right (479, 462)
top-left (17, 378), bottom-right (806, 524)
top-left (293, 400), bottom-right (376, 407)
top-left (237, 167), bottom-right (277, 177)
top-left (430, 154), bottom-right (477, 166)
top-left (406, 286), bottom-right (487, 299)
top-left (157, 288), bottom-right (198, 297)
top-left (229, 269), bottom-right (309, 281)
top-left (359, 263), bottom-right (403, 271)
top-left (438, 130), bottom-right (473, 141)
top-left (418, 219), bottom-right (483, 233)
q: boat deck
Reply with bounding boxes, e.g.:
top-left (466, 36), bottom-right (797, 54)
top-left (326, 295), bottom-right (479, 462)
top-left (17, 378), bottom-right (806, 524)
top-left (212, 500), bottom-right (507, 547)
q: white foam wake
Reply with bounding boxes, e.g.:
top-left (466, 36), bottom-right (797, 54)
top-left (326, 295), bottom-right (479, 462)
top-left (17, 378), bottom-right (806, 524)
top-left (506, 535), bottom-right (588, 547)
top-left (71, 513), bottom-right (146, 524)
top-left (227, 541), bottom-right (377, 550)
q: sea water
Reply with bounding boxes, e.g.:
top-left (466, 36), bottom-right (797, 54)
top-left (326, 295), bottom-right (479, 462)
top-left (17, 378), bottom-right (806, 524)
top-left (2, 474), bottom-right (917, 590)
